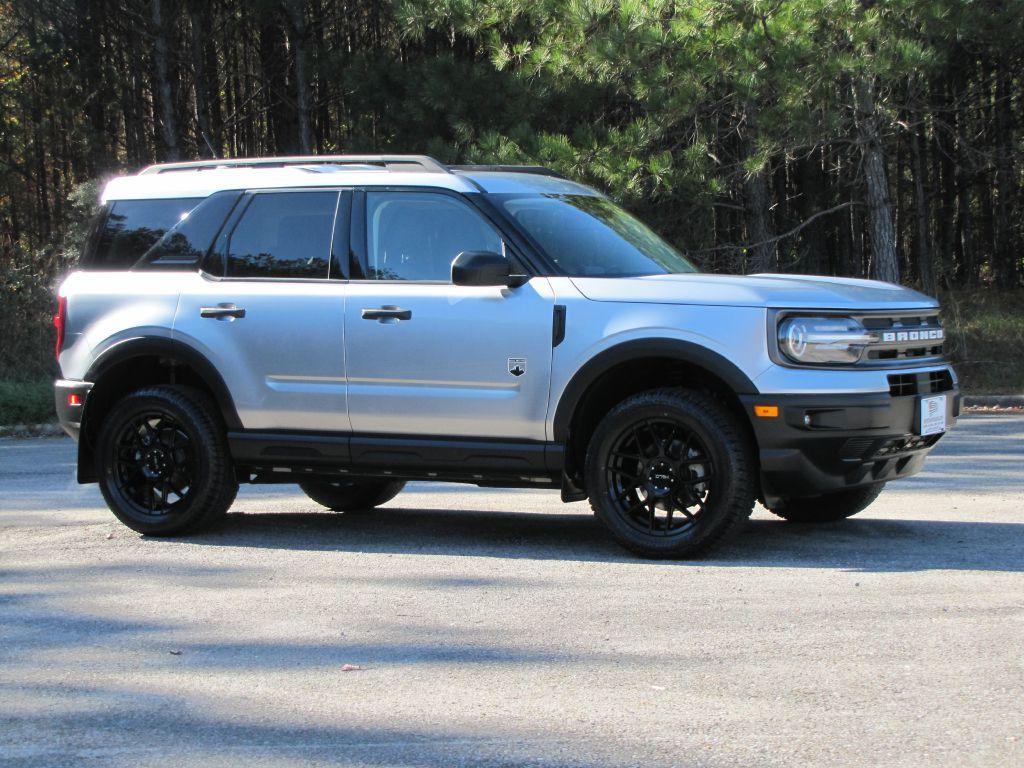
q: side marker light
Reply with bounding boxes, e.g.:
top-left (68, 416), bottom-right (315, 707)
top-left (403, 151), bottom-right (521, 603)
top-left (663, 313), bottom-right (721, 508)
top-left (754, 405), bottom-right (779, 418)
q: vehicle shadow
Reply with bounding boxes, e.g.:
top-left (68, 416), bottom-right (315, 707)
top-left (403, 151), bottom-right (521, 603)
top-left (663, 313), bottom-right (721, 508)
top-left (176, 505), bottom-right (1024, 573)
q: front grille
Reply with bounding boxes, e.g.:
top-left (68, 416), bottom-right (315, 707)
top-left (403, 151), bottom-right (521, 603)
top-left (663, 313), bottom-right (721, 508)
top-left (888, 369), bottom-right (954, 397)
top-left (839, 433), bottom-right (943, 461)
top-left (859, 312), bottom-right (945, 362)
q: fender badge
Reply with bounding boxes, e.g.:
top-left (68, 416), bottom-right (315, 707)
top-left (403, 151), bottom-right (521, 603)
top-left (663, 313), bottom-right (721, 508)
top-left (508, 358), bottom-right (526, 377)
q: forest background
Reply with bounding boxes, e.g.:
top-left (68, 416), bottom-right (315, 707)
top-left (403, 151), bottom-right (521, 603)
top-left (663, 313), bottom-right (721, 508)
top-left (1, 0), bottom-right (1022, 422)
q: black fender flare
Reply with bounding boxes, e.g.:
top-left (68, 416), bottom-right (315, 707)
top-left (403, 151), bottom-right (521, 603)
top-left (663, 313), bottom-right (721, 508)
top-left (551, 338), bottom-right (759, 442)
top-left (84, 336), bottom-right (242, 430)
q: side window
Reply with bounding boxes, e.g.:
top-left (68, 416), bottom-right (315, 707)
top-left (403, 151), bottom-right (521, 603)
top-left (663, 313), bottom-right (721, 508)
top-left (139, 191), bottom-right (241, 269)
top-left (362, 192), bottom-right (504, 281)
top-left (88, 197), bottom-right (202, 269)
top-left (225, 191), bottom-right (338, 279)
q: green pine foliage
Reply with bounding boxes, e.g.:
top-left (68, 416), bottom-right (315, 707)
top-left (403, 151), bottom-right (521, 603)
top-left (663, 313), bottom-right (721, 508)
top-left (1, 0), bottom-right (1022, 396)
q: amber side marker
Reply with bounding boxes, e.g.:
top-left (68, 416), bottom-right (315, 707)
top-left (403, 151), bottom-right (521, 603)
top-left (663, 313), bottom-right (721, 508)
top-left (753, 404), bottom-right (779, 418)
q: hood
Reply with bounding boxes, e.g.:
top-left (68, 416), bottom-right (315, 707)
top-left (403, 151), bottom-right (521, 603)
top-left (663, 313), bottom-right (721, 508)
top-left (569, 273), bottom-right (938, 311)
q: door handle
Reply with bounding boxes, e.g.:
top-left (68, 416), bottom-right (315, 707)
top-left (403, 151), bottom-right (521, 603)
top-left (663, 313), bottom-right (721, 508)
top-left (200, 305), bottom-right (246, 319)
top-left (361, 307), bottom-right (412, 322)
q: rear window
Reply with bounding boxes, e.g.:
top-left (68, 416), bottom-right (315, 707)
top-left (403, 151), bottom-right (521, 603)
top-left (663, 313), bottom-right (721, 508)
top-left (84, 197), bottom-right (203, 269)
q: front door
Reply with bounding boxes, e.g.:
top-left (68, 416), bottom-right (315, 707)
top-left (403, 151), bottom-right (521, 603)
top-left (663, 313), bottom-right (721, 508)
top-left (344, 190), bottom-right (554, 440)
top-left (174, 189), bottom-right (349, 432)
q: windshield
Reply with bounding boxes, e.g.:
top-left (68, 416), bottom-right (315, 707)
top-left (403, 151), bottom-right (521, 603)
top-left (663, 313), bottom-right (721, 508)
top-left (492, 194), bottom-right (697, 277)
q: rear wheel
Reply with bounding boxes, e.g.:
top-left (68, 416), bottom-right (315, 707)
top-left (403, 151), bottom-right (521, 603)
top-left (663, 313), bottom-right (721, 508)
top-left (95, 385), bottom-right (237, 536)
top-left (299, 478), bottom-right (406, 512)
top-left (585, 388), bottom-right (756, 559)
top-left (768, 483), bottom-right (885, 523)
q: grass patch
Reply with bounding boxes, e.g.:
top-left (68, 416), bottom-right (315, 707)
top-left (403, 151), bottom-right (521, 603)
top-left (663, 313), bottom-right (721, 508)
top-left (0, 380), bottom-right (55, 425)
top-left (942, 290), bottom-right (1024, 394)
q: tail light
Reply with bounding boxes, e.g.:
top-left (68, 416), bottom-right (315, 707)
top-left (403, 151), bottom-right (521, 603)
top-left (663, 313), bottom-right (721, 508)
top-left (54, 296), bottom-right (67, 360)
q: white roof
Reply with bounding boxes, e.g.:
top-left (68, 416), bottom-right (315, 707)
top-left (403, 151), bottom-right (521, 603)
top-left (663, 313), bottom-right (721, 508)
top-left (101, 166), bottom-right (476, 202)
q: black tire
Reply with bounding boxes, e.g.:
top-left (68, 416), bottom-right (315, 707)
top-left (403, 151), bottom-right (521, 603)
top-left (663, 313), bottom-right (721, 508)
top-left (768, 482), bottom-right (885, 523)
top-left (299, 478), bottom-right (406, 512)
top-left (585, 388), bottom-right (756, 559)
top-left (95, 385), bottom-right (238, 536)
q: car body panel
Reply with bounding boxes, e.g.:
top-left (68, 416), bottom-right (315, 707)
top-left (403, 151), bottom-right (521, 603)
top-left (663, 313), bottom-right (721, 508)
top-left (570, 273), bottom-right (938, 311)
top-left (171, 273), bottom-right (348, 431)
top-left (344, 278), bottom-right (555, 440)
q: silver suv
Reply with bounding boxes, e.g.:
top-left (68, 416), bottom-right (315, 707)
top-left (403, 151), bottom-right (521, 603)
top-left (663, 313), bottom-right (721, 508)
top-left (54, 155), bottom-right (959, 558)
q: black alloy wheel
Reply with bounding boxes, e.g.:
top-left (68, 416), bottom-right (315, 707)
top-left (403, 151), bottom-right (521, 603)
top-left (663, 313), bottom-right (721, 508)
top-left (604, 416), bottom-right (715, 538)
top-left (111, 411), bottom-right (195, 517)
top-left (96, 385), bottom-right (237, 535)
top-left (586, 388), bottom-right (756, 558)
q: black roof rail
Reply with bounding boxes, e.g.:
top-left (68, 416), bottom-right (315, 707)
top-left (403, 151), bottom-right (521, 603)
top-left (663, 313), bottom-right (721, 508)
top-left (448, 164), bottom-right (566, 179)
top-left (138, 154), bottom-right (449, 175)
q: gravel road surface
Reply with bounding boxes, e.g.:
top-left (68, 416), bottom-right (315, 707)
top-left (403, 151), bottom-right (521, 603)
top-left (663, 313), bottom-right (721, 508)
top-left (1, 415), bottom-right (1022, 767)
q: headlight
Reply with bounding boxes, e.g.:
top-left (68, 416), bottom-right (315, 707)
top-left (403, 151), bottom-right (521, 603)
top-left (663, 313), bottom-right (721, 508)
top-left (777, 316), bottom-right (875, 365)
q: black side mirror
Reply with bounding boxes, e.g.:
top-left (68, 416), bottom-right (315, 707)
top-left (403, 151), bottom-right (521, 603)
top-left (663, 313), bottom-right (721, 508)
top-left (451, 251), bottom-right (526, 287)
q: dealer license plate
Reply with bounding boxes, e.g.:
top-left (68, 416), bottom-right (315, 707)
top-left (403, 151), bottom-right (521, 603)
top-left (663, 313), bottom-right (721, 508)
top-left (918, 394), bottom-right (947, 436)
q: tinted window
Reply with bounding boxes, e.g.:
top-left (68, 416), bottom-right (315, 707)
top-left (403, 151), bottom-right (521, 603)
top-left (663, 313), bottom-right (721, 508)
top-left (494, 194), bottom-right (697, 276)
top-left (90, 198), bottom-right (202, 269)
top-left (363, 192), bottom-right (504, 281)
top-left (226, 191), bottom-right (338, 279)
top-left (140, 191), bottom-right (241, 269)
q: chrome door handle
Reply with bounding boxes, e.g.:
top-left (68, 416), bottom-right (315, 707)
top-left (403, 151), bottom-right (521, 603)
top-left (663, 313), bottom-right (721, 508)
top-left (361, 307), bottom-right (412, 321)
top-left (200, 305), bottom-right (246, 319)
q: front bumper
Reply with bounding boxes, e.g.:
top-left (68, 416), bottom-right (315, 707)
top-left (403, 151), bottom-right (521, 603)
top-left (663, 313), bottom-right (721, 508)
top-left (741, 388), bottom-right (960, 505)
top-left (54, 379), bottom-right (93, 441)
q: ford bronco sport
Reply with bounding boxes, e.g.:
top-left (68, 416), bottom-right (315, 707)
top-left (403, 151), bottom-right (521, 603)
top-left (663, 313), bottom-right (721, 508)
top-left (54, 155), bottom-right (959, 558)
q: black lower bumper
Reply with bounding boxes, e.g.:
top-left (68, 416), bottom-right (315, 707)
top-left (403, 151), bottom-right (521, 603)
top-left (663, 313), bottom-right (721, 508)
top-left (54, 379), bottom-right (93, 441)
top-left (740, 389), bottom-right (960, 505)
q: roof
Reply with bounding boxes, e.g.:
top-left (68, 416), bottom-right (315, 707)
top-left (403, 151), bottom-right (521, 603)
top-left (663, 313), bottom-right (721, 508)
top-left (100, 155), bottom-right (601, 202)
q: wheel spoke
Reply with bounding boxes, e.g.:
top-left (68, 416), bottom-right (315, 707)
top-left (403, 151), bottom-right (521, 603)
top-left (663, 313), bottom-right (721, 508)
top-left (642, 421), bottom-right (664, 457)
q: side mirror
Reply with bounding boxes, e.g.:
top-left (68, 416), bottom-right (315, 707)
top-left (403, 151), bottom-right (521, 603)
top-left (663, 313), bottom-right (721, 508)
top-left (451, 251), bottom-right (527, 287)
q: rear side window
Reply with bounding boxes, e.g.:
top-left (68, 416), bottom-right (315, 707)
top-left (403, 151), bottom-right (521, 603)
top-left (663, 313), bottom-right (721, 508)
top-left (224, 191), bottom-right (339, 279)
top-left (138, 192), bottom-right (241, 269)
top-left (87, 198), bottom-right (202, 269)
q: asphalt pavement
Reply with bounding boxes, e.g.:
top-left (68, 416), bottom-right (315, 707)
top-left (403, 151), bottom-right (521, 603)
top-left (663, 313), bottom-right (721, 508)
top-left (1, 414), bottom-right (1022, 767)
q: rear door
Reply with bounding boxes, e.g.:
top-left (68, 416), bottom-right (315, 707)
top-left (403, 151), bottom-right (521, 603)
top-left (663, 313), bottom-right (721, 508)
top-left (173, 189), bottom-right (351, 431)
top-left (343, 189), bottom-right (554, 440)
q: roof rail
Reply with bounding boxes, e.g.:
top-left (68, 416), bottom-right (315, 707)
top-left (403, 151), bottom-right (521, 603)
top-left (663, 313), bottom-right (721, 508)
top-left (448, 164), bottom-right (565, 179)
top-left (138, 154), bottom-right (449, 175)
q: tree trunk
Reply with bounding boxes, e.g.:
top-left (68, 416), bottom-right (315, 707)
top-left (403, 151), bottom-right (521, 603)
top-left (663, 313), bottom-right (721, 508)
top-left (150, 0), bottom-right (181, 160)
top-left (993, 66), bottom-right (1017, 287)
top-left (284, 0), bottom-right (313, 154)
top-left (796, 150), bottom-right (829, 274)
top-left (909, 121), bottom-right (935, 294)
top-left (854, 77), bottom-right (899, 283)
top-left (187, 0), bottom-right (215, 157)
top-left (742, 106), bottom-right (775, 273)
top-left (259, 15), bottom-right (295, 153)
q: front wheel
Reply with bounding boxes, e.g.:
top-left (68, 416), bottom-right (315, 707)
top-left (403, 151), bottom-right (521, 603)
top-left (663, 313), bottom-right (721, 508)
top-left (585, 388), bottom-right (757, 559)
top-left (768, 483), bottom-right (886, 523)
top-left (299, 478), bottom-right (406, 512)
